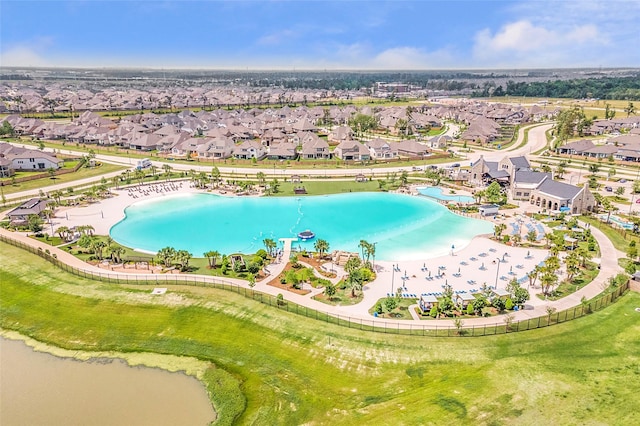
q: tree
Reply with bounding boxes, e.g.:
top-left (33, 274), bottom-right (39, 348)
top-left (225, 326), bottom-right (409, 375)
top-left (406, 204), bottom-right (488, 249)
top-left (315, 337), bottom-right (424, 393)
top-left (0, 121), bottom-right (15, 137)
top-left (263, 238), bottom-right (277, 257)
top-left (604, 103), bottom-right (616, 120)
top-left (555, 163), bottom-right (566, 179)
top-left (247, 274), bottom-right (256, 290)
top-left (175, 250), bottom-right (192, 271)
top-left (27, 214), bottom-right (43, 233)
top-left (399, 170), bottom-right (409, 187)
top-left (384, 296), bottom-right (398, 315)
top-left (314, 239), bottom-right (329, 258)
top-left (624, 101), bottom-right (636, 117)
top-left (627, 240), bottom-right (638, 262)
top-left (156, 246), bottom-right (176, 267)
top-left (256, 171), bottom-right (266, 186)
top-left (109, 246), bottom-right (125, 263)
top-left (564, 250), bottom-right (580, 281)
top-left (576, 246), bottom-right (594, 268)
top-left (204, 250), bottom-right (220, 268)
top-left (485, 181), bottom-right (504, 204)
top-left (526, 229), bottom-right (537, 243)
top-left (615, 186), bottom-right (625, 197)
top-left (55, 226), bottom-right (69, 242)
top-left (324, 282), bottom-right (336, 299)
top-left (528, 264), bottom-right (542, 288)
top-left (162, 164), bottom-right (172, 181)
top-left (493, 223), bottom-right (507, 240)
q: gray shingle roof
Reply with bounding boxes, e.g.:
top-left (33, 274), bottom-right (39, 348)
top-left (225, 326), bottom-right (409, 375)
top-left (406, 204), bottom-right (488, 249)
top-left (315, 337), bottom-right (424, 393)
top-left (514, 171), bottom-right (551, 184)
top-left (536, 179), bottom-right (582, 200)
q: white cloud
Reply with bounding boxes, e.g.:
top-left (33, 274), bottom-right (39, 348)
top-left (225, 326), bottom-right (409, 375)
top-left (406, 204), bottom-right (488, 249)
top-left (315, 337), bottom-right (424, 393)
top-left (472, 20), bottom-right (607, 67)
top-left (0, 45), bottom-right (51, 67)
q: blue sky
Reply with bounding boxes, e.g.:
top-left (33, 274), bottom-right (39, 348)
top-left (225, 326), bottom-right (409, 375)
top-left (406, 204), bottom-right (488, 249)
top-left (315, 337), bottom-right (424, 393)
top-left (1, 0), bottom-right (639, 69)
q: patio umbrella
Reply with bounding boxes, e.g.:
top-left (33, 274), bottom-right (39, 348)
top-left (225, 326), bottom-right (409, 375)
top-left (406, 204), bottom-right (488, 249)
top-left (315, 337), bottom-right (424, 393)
top-left (481, 262), bottom-right (485, 268)
top-left (527, 250), bottom-right (530, 257)
top-left (429, 270), bottom-right (431, 277)
top-left (510, 265), bottom-right (513, 272)
top-left (458, 267), bottom-right (461, 273)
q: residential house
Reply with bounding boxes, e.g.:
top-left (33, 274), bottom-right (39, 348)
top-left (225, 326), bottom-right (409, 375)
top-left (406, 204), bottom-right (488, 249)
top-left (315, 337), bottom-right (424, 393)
top-left (334, 140), bottom-right (370, 161)
top-left (195, 137), bottom-right (234, 160)
top-left (0, 143), bottom-right (63, 171)
top-left (233, 140), bottom-right (267, 160)
top-left (299, 136), bottom-right (331, 160)
top-left (328, 126), bottom-right (354, 144)
top-left (267, 142), bottom-right (298, 160)
top-left (365, 138), bottom-right (397, 159)
top-left (128, 133), bottom-right (163, 151)
top-left (395, 140), bottom-right (430, 158)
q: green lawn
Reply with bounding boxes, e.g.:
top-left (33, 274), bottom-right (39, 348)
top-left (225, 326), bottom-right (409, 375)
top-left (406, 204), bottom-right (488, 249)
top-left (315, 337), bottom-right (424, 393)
top-left (1, 242), bottom-right (640, 425)
top-left (0, 163), bottom-right (126, 195)
top-left (580, 215), bottom-right (639, 252)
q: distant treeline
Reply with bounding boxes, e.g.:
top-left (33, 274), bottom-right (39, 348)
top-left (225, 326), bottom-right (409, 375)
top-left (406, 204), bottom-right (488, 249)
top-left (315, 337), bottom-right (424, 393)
top-left (471, 77), bottom-right (640, 100)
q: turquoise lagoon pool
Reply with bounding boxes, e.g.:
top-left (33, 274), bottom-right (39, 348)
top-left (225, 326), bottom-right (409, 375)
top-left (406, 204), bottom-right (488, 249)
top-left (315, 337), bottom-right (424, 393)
top-left (110, 192), bottom-right (493, 261)
top-left (417, 186), bottom-right (475, 203)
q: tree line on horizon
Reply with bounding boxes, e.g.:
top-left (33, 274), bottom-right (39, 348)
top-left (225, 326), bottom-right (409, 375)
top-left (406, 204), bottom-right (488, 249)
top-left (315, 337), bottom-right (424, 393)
top-left (471, 76), bottom-right (640, 101)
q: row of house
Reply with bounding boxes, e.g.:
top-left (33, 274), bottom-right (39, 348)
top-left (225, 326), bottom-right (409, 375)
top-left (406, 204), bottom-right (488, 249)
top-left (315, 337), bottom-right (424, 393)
top-left (470, 155), bottom-right (596, 214)
top-left (0, 142), bottom-right (63, 177)
top-left (557, 131), bottom-right (640, 161)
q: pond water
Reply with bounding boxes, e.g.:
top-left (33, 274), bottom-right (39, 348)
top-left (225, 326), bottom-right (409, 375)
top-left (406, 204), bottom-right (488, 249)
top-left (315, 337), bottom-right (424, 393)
top-left (0, 337), bottom-right (215, 426)
top-left (110, 192), bottom-right (493, 261)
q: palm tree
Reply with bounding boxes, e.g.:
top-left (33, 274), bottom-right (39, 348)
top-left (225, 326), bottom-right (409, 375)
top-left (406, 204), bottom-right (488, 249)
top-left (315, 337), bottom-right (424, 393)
top-left (263, 238), bottom-right (277, 257)
top-left (110, 246), bottom-right (125, 263)
top-left (564, 250), bottom-right (580, 281)
top-left (203, 250), bottom-right (220, 268)
top-left (156, 246), bottom-right (176, 267)
top-left (162, 164), bottom-right (172, 181)
top-left (56, 226), bottom-right (70, 242)
top-left (175, 250), bottom-right (192, 271)
top-left (313, 239), bottom-right (329, 259)
top-left (134, 168), bottom-right (146, 186)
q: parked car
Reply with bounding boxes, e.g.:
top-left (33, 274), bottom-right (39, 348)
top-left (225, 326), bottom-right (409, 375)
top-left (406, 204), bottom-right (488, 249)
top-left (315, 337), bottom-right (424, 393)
top-left (451, 163), bottom-right (461, 168)
top-left (619, 179), bottom-right (627, 183)
top-left (635, 198), bottom-right (640, 204)
top-left (605, 186), bottom-right (613, 192)
top-left (412, 166), bottom-right (423, 171)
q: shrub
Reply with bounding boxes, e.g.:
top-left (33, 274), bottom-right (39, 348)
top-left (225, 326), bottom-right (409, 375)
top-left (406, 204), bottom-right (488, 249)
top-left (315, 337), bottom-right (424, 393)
top-left (276, 293), bottom-right (285, 306)
top-left (429, 306), bottom-right (438, 318)
top-left (492, 298), bottom-right (506, 312)
top-left (256, 249), bottom-right (268, 259)
top-left (466, 303), bottom-right (474, 315)
top-left (246, 262), bottom-right (260, 274)
top-left (505, 298), bottom-right (514, 310)
top-left (374, 303), bottom-right (383, 315)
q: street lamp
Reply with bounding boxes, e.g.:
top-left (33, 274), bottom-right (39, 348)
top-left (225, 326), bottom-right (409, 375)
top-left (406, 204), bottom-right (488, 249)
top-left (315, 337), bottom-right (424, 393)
top-left (391, 263), bottom-right (395, 295)
top-left (494, 257), bottom-right (501, 289)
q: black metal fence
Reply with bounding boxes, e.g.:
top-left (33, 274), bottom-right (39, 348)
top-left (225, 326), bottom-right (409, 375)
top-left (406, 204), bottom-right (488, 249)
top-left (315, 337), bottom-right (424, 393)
top-left (0, 233), bottom-right (630, 337)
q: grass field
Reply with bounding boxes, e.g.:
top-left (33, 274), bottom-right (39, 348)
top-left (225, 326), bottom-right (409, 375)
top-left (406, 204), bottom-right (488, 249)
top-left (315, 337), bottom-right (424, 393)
top-left (1, 242), bottom-right (640, 425)
top-left (0, 163), bottom-right (126, 195)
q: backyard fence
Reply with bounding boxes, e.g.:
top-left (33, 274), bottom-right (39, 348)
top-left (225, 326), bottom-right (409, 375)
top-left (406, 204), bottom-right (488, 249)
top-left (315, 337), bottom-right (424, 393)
top-left (0, 233), bottom-right (630, 337)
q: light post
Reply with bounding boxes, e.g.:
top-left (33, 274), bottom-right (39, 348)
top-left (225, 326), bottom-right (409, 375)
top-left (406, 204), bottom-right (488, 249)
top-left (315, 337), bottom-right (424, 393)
top-left (494, 257), bottom-right (501, 289)
top-left (391, 263), bottom-right (395, 295)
